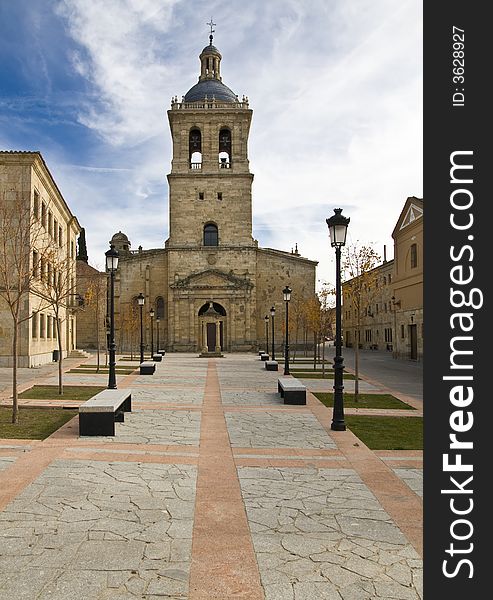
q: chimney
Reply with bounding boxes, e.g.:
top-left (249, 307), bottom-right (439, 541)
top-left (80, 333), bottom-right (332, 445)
top-left (383, 245), bottom-right (387, 263)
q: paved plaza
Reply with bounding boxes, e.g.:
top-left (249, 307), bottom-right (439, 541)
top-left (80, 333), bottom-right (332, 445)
top-left (0, 353), bottom-right (422, 599)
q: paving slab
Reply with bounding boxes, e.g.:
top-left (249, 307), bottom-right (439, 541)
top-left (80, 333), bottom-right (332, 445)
top-left (0, 352), bottom-right (422, 598)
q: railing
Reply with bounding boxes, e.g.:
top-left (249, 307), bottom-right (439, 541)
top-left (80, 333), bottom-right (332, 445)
top-left (188, 162), bottom-right (232, 170)
top-left (170, 97), bottom-right (249, 110)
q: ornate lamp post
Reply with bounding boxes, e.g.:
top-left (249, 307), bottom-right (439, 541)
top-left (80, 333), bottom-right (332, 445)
top-left (270, 306), bottom-right (276, 360)
top-left (137, 293), bottom-right (145, 363)
top-left (105, 244), bottom-right (119, 389)
top-left (264, 315), bottom-right (269, 356)
top-left (283, 286), bottom-right (292, 375)
top-left (156, 316), bottom-right (160, 353)
top-left (150, 308), bottom-right (155, 356)
top-left (326, 208), bottom-right (350, 431)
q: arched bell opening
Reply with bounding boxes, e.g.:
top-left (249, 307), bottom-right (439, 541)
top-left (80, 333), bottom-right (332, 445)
top-left (189, 128), bottom-right (202, 169)
top-left (218, 128), bottom-right (231, 168)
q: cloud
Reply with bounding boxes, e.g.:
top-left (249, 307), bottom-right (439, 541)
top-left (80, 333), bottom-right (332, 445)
top-left (2, 0), bottom-right (421, 287)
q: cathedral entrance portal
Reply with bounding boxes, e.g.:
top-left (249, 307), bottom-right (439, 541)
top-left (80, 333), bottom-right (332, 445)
top-left (199, 302), bottom-right (226, 356)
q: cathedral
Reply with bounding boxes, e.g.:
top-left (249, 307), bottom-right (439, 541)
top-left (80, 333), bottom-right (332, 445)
top-left (110, 33), bottom-right (317, 353)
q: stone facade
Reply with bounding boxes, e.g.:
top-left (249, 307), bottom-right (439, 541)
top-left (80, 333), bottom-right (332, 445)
top-left (107, 39), bottom-right (317, 355)
top-left (0, 151), bottom-right (81, 367)
top-left (342, 196), bottom-right (423, 361)
top-left (76, 259), bottom-right (107, 352)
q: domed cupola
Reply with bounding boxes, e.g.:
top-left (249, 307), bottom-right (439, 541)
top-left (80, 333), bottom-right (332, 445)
top-left (184, 25), bottom-right (237, 103)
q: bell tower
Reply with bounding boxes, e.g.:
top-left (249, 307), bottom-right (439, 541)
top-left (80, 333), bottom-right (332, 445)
top-left (166, 30), bottom-right (254, 249)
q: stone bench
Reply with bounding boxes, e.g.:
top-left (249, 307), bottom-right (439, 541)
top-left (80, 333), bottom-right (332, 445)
top-left (79, 389), bottom-right (132, 436)
top-left (140, 361), bottom-right (156, 375)
top-left (260, 353), bottom-right (269, 361)
top-left (265, 360), bottom-right (278, 371)
top-left (152, 353), bottom-right (163, 362)
top-left (277, 376), bottom-right (306, 405)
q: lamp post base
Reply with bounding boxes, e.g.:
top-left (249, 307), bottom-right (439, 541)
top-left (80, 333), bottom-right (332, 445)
top-left (331, 420), bottom-right (346, 431)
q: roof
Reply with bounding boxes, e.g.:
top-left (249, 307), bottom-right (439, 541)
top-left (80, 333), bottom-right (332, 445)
top-left (184, 79), bottom-right (237, 103)
top-left (0, 150), bottom-right (82, 233)
top-left (201, 44), bottom-right (220, 55)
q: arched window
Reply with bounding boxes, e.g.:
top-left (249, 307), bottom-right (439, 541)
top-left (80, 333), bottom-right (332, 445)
top-left (189, 128), bottom-right (202, 169)
top-left (218, 128), bottom-right (231, 168)
top-left (204, 223), bottom-right (218, 246)
top-left (410, 243), bottom-right (418, 268)
top-left (156, 296), bottom-right (165, 318)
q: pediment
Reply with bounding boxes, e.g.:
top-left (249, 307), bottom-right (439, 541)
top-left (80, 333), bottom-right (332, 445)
top-left (171, 269), bottom-right (254, 290)
top-left (392, 196), bottom-right (423, 238)
top-left (399, 203), bottom-right (423, 230)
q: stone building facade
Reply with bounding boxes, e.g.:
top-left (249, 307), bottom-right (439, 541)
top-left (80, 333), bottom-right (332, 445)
top-left (342, 196), bottom-right (423, 361)
top-left (76, 253), bottom-right (107, 353)
top-left (109, 38), bottom-right (317, 354)
top-left (0, 151), bottom-right (81, 367)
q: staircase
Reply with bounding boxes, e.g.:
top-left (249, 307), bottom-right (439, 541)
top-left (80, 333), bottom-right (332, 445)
top-left (68, 349), bottom-right (91, 359)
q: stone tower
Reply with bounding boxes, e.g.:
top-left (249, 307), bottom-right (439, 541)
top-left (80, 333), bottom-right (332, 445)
top-left (166, 36), bottom-right (254, 248)
top-left (103, 32), bottom-right (317, 355)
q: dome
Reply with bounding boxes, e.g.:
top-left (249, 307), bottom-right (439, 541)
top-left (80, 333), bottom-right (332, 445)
top-left (111, 231), bottom-right (129, 242)
top-left (201, 44), bottom-right (220, 55)
top-left (184, 79), bottom-right (237, 103)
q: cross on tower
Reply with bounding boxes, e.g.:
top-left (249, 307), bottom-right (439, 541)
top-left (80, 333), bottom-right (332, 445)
top-left (206, 18), bottom-right (216, 43)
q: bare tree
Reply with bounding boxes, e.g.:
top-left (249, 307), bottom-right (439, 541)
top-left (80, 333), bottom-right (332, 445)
top-left (119, 302), bottom-right (139, 360)
top-left (81, 270), bottom-right (107, 372)
top-left (0, 191), bottom-right (50, 422)
top-left (342, 243), bottom-right (381, 400)
top-left (34, 243), bottom-right (80, 395)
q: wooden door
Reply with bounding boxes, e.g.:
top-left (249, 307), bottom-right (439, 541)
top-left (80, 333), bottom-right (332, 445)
top-left (207, 322), bottom-right (216, 352)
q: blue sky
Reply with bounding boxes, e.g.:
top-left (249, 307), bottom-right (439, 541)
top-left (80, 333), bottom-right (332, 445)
top-left (0, 0), bottom-right (422, 286)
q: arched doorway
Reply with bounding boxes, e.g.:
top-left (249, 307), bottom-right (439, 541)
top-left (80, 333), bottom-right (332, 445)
top-left (199, 302), bottom-right (226, 354)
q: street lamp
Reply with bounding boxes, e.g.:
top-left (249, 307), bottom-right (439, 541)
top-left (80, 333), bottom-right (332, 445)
top-left (264, 315), bottom-right (269, 357)
top-left (283, 286), bottom-right (292, 375)
top-left (137, 293), bottom-right (145, 363)
top-left (149, 308), bottom-right (155, 356)
top-left (326, 208), bottom-right (350, 431)
top-left (156, 316), bottom-right (160, 353)
top-left (105, 244), bottom-right (119, 389)
top-left (270, 306), bottom-right (276, 360)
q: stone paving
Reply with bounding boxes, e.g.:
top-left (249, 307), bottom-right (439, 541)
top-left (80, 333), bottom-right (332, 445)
top-left (97, 410), bottom-right (201, 446)
top-left (0, 352), bottom-right (422, 599)
top-left (0, 459), bottom-right (196, 599)
top-left (225, 412), bottom-right (337, 449)
top-left (239, 467), bottom-right (422, 600)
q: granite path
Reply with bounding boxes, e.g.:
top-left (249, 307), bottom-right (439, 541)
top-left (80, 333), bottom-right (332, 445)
top-left (0, 353), bottom-right (422, 599)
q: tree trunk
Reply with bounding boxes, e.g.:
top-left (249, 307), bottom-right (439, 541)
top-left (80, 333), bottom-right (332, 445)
top-left (322, 336), bottom-right (326, 377)
top-left (313, 331), bottom-right (317, 369)
top-left (11, 319), bottom-right (19, 424)
top-left (354, 323), bottom-right (360, 402)
top-left (96, 312), bottom-right (100, 373)
top-left (56, 317), bottom-right (63, 395)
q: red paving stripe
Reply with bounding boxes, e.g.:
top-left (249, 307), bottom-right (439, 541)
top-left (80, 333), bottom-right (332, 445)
top-left (62, 449), bottom-right (199, 465)
top-left (307, 390), bottom-right (423, 557)
top-left (189, 361), bottom-right (264, 600)
top-left (0, 446), bottom-right (66, 511)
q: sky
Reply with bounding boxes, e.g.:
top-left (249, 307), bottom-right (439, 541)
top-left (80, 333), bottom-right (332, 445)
top-left (0, 0), bottom-right (422, 288)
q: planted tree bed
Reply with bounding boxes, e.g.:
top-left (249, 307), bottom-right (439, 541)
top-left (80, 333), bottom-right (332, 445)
top-left (291, 370), bottom-right (356, 380)
top-left (19, 385), bottom-right (106, 401)
top-left (314, 392), bottom-right (415, 410)
top-left (345, 415), bottom-right (423, 450)
top-left (0, 407), bottom-right (78, 440)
